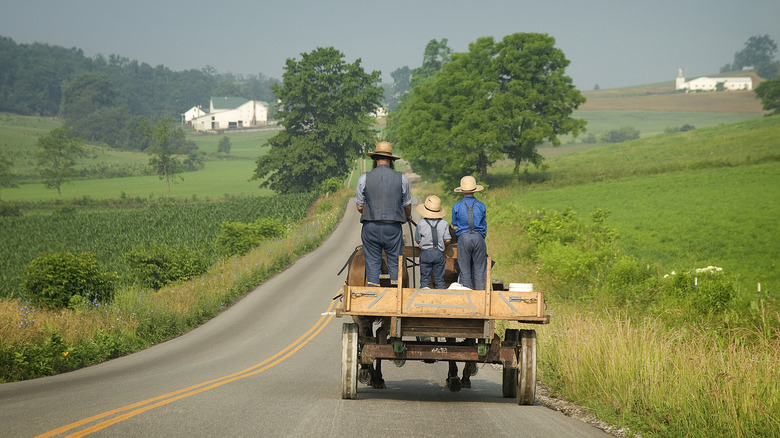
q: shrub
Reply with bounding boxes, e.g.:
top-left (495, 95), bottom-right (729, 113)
top-left (0, 202), bottom-right (21, 217)
top-left (21, 251), bottom-right (118, 309)
top-left (319, 177), bottom-right (343, 195)
top-left (125, 243), bottom-right (208, 289)
top-left (215, 218), bottom-right (286, 257)
top-left (658, 266), bottom-right (736, 315)
top-left (601, 126), bottom-right (640, 143)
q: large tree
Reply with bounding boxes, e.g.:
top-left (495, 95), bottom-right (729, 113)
top-left (251, 47), bottom-right (382, 194)
top-left (390, 33), bottom-right (585, 185)
top-left (36, 126), bottom-right (86, 199)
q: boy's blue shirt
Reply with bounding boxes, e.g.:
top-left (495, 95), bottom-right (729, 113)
top-left (451, 196), bottom-right (487, 237)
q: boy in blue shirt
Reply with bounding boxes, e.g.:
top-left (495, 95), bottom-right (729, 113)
top-left (415, 195), bottom-right (451, 289)
top-left (451, 176), bottom-right (487, 290)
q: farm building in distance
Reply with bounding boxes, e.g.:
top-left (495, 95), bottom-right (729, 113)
top-left (675, 68), bottom-right (753, 92)
top-left (182, 97), bottom-right (269, 132)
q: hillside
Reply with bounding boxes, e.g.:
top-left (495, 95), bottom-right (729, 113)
top-left (490, 115), bottom-right (780, 294)
top-left (580, 77), bottom-right (767, 114)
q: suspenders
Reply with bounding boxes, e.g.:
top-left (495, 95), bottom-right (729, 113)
top-left (425, 218), bottom-right (441, 250)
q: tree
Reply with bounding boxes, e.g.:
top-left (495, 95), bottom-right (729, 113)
top-left (731, 34), bottom-right (779, 78)
top-left (142, 117), bottom-right (189, 196)
top-left (251, 47), bottom-right (382, 194)
top-left (389, 33), bottom-right (585, 185)
top-left (410, 39), bottom-right (452, 88)
top-left (0, 153), bottom-right (18, 200)
top-left (388, 66), bottom-right (411, 112)
top-left (35, 126), bottom-right (86, 199)
top-left (218, 136), bottom-right (231, 155)
top-left (754, 77), bottom-right (780, 115)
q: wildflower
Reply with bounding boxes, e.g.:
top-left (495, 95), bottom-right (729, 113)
top-left (63, 351), bottom-right (69, 357)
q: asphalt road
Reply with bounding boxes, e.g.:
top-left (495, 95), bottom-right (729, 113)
top-left (0, 198), bottom-right (611, 438)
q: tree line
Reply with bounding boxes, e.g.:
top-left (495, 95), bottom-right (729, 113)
top-left (0, 36), bottom-right (278, 150)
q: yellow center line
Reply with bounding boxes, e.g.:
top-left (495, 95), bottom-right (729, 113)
top-left (36, 300), bottom-right (338, 438)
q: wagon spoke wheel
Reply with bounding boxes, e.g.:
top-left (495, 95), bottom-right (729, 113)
top-left (517, 329), bottom-right (537, 405)
top-left (502, 329), bottom-right (519, 398)
top-left (341, 323), bottom-right (359, 399)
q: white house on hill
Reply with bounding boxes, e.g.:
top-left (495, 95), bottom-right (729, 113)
top-left (182, 105), bottom-right (207, 125)
top-left (675, 68), bottom-right (752, 92)
top-left (188, 97), bottom-right (269, 132)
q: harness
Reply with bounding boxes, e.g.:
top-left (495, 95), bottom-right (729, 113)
top-left (424, 218), bottom-right (441, 250)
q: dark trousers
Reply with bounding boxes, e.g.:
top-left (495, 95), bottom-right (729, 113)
top-left (420, 248), bottom-right (446, 289)
top-left (361, 221), bottom-right (403, 285)
top-left (457, 232), bottom-right (487, 290)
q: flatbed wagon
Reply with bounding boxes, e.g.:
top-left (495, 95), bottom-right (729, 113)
top-left (335, 243), bottom-right (550, 405)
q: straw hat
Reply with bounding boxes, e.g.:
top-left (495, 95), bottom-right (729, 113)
top-left (454, 176), bottom-right (484, 193)
top-left (416, 195), bottom-right (447, 219)
top-left (366, 141), bottom-right (400, 160)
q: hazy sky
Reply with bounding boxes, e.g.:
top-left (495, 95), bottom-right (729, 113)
top-left (2, 0), bottom-right (778, 90)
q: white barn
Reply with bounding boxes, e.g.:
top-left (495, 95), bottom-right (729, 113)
top-left (190, 97), bottom-right (269, 132)
top-left (675, 69), bottom-right (752, 92)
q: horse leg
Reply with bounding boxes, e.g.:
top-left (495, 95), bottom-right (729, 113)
top-left (371, 359), bottom-right (385, 389)
top-left (446, 359), bottom-right (462, 392)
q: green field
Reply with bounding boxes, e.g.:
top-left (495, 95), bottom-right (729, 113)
top-left (489, 115), bottom-right (780, 294)
top-left (505, 162), bottom-right (780, 293)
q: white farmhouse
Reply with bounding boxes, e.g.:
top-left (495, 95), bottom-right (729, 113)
top-left (182, 105), bottom-right (207, 126)
top-left (675, 68), bottom-right (752, 92)
top-left (190, 97), bottom-right (269, 132)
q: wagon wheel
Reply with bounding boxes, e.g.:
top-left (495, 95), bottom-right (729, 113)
top-left (341, 323), bottom-right (359, 399)
top-left (502, 329), bottom-right (519, 398)
top-left (517, 329), bottom-right (537, 405)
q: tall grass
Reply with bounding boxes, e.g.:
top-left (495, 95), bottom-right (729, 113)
top-left (534, 303), bottom-right (780, 437)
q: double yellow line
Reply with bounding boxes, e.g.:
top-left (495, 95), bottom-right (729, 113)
top-left (37, 300), bottom-right (337, 438)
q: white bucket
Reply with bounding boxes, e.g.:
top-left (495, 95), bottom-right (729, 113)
top-left (508, 283), bottom-right (533, 292)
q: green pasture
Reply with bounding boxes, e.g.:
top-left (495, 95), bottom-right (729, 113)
top-left (503, 162), bottom-right (780, 293)
top-left (186, 128), bottom-right (277, 158)
top-left (554, 110), bottom-right (763, 145)
top-left (2, 159), bottom-right (272, 202)
top-left (492, 115), bottom-right (780, 294)
top-left (526, 115), bottom-right (780, 187)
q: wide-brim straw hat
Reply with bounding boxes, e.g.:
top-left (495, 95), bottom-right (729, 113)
top-left (416, 195), bottom-right (447, 219)
top-left (454, 176), bottom-right (484, 193)
top-left (366, 141), bottom-right (400, 160)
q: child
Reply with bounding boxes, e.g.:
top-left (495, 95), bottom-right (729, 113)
top-left (451, 176), bottom-right (487, 290)
top-left (415, 195), bottom-right (451, 289)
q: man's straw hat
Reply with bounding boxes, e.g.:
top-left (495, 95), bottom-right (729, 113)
top-left (366, 141), bottom-right (400, 160)
top-left (416, 195), bottom-right (447, 219)
top-left (454, 176), bottom-right (484, 193)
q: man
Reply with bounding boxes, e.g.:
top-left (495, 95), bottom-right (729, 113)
top-left (451, 175), bottom-right (487, 290)
top-left (354, 141), bottom-right (412, 390)
top-left (355, 141), bottom-right (412, 287)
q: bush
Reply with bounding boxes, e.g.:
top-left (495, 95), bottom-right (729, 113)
top-left (21, 251), bottom-right (118, 309)
top-left (601, 126), bottom-right (640, 143)
top-left (215, 218), bottom-right (286, 257)
top-left (0, 202), bottom-right (21, 217)
top-left (658, 266), bottom-right (736, 316)
top-left (319, 177), bottom-right (343, 195)
top-left (125, 243), bottom-right (208, 289)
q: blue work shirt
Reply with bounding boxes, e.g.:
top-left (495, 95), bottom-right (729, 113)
top-left (451, 196), bottom-right (487, 238)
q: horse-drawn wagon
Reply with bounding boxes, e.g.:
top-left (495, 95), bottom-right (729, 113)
top-left (335, 241), bottom-right (550, 405)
